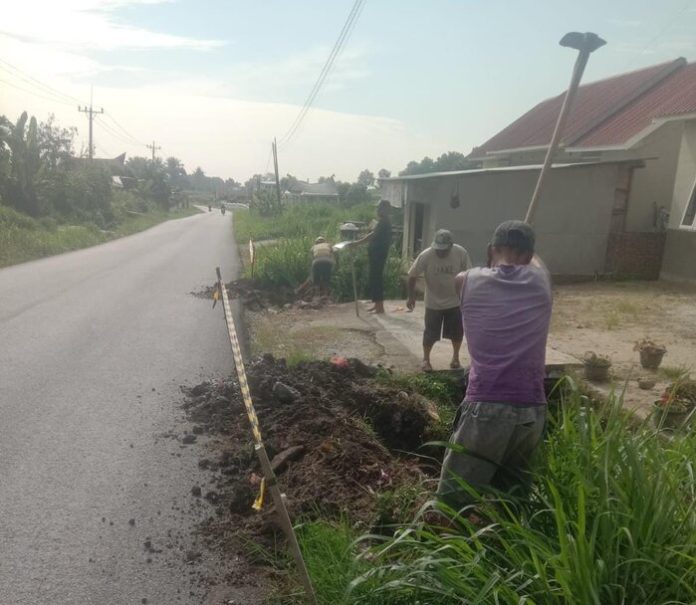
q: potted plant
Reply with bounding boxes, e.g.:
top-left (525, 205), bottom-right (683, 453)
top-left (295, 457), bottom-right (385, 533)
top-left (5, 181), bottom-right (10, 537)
top-left (634, 339), bottom-right (667, 370)
top-left (653, 378), bottom-right (696, 429)
top-left (583, 351), bottom-right (611, 382)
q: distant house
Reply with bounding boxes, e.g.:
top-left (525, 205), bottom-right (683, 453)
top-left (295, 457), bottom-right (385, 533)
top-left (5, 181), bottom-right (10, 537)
top-left (68, 152), bottom-right (129, 176)
top-left (382, 58), bottom-right (696, 280)
top-left (283, 180), bottom-right (339, 204)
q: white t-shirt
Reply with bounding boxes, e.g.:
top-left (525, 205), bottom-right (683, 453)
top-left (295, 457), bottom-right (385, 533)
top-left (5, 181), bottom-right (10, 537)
top-left (408, 244), bottom-right (472, 310)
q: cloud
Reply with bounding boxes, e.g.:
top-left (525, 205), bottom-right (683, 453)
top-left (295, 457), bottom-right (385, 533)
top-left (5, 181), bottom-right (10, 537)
top-left (0, 0), bottom-right (225, 51)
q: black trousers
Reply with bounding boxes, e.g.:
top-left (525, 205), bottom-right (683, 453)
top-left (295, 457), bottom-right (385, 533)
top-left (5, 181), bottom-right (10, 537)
top-left (368, 252), bottom-right (388, 302)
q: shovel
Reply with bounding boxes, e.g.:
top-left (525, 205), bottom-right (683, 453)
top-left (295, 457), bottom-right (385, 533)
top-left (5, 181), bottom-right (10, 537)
top-left (333, 241), bottom-right (360, 317)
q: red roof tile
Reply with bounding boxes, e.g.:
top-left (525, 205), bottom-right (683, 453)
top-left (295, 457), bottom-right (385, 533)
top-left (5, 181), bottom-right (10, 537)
top-left (473, 58), bottom-right (696, 155)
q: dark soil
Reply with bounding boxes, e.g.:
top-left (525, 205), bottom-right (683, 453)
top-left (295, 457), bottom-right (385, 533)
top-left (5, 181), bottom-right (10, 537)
top-left (192, 278), bottom-right (331, 312)
top-left (181, 355), bottom-right (451, 541)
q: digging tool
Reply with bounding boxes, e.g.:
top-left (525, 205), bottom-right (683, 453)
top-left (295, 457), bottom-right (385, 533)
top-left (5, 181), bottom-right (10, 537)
top-left (524, 31), bottom-right (606, 225)
top-left (333, 241), bottom-right (360, 316)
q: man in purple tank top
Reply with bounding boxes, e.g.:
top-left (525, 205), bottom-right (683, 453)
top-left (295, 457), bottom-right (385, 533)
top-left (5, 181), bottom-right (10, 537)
top-left (437, 220), bottom-right (552, 511)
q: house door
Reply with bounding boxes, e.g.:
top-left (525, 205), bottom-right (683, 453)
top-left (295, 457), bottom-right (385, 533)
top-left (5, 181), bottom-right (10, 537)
top-left (413, 202), bottom-right (426, 255)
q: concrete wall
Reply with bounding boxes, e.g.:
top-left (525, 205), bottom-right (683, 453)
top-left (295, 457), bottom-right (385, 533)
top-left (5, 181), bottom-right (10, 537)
top-left (662, 229), bottom-right (696, 280)
top-left (668, 120), bottom-right (696, 228)
top-left (660, 120), bottom-right (696, 280)
top-left (625, 121), bottom-right (683, 231)
top-left (402, 164), bottom-right (620, 276)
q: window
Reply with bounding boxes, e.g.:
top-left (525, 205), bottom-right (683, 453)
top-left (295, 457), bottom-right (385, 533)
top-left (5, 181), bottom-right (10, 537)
top-left (681, 178), bottom-right (696, 228)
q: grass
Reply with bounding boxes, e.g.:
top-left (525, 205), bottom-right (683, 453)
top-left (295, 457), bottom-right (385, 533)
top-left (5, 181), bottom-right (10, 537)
top-left (0, 204), bottom-right (200, 267)
top-left (246, 237), bottom-right (407, 302)
top-left (233, 201), bottom-right (379, 242)
top-left (660, 365), bottom-right (691, 381)
top-left (282, 385), bottom-right (696, 605)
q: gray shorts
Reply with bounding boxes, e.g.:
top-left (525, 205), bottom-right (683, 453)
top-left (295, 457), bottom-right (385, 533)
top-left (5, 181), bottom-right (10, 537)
top-left (437, 401), bottom-right (546, 510)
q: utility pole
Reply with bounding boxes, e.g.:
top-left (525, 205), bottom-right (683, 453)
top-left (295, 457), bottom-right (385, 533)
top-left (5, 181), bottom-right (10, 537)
top-left (271, 137), bottom-right (282, 210)
top-left (146, 140), bottom-right (161, 161)
top-left (78, 88), bottom-right (104, 160)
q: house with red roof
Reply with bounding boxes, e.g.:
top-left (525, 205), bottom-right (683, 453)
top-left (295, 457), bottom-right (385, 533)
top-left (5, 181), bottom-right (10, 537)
top-left (382, 58), bottom-right (696, 280)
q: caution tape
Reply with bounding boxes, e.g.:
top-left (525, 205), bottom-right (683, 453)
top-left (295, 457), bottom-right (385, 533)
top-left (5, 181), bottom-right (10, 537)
top-left (216, 269), bottom-right (263, 445)
top-left (214, 266), bottom-right (318, 605)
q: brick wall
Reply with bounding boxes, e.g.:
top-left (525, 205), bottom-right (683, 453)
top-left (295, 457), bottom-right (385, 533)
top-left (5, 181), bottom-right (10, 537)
top-left (604, 232), bottom-right (666, 279)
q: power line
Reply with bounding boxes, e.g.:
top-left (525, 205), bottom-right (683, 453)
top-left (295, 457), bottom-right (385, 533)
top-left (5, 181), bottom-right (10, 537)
top-left (94, 115), bottom-right (140, 147)
top-left (0, 77), bottom-right (77, 107)
top-left (278, 0), bottom-right (365, 147)
top-left (0, 58), bottom-right (83, 105)
top-left (622, 0), bottom-right (695, 71)
top-left (102, 112), bottom-right (146, 146)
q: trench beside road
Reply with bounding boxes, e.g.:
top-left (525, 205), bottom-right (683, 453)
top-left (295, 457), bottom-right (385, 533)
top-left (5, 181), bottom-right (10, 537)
top-left (0, 210), bottom-right (251, 604)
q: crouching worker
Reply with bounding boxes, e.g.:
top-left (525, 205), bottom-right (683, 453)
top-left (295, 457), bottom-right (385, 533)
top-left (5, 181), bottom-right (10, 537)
top-left (309, 236), bottom-right (335, 297)
top-left (406, 229), bottom-right (471, 372)
top-left (437, 220), bottom-right (552, 511)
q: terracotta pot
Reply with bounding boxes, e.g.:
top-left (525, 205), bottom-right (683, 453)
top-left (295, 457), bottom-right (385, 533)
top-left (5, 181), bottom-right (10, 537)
top-left (584, 363), bottom-right (610, 382)
top-left (640, 349), bottom-right (665, 370)
top-left (653, 403), bottom-right (693, 429)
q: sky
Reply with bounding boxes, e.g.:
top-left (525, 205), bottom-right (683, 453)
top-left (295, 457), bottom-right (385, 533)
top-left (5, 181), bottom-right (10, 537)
top-left (3, 0), bottom-right (696, 182)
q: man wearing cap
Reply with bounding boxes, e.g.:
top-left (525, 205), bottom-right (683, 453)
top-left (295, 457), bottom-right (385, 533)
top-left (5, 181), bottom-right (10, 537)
top-left (437, 220), bottom-right (552, 510)
top-left (407, 229), bottom-right (472, 372)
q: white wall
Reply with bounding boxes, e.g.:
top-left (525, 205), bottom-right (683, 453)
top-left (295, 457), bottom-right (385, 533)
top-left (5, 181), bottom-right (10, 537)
top-left (625, 121), bottom-right (683, 231)
top-left (668, 120), bottom-right (696, 229)
top-left (403, 164), bottom-right (621, 275)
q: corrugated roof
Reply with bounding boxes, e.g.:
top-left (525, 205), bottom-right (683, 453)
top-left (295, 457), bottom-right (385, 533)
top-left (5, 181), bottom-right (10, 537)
top-left (473, 58), bottom-right (696, 155)
top-left (381, 159), bottom-right (641, 182)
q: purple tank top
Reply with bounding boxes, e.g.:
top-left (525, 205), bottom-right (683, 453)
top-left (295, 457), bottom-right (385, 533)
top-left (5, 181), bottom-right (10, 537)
top-left (461, 264), bottom-right (552, 405)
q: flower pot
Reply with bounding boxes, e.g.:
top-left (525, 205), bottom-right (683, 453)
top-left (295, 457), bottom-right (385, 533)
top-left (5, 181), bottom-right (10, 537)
top-left (584, 364), bottom-right (610, 382)
top-left (653, 402), bottom-right (693, 429)
top-left (640, 349), bottom-right (665, 370)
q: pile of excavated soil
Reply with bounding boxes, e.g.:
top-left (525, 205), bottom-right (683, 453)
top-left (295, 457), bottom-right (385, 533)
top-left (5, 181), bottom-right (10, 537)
top-left (181, 355), bottom-right (450, 536)
top-left (192, 279), bottom-right (331, 311)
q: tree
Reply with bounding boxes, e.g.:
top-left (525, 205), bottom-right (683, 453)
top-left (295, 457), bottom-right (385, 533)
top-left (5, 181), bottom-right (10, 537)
top-left (399, 151), bottom-right (476, 176)
top-left (357, 169), bottom-right (375, 188)
top-left (37, 114), bottom-right (76, 171)
top-left (0, 112), bottom-right (42, 215)
top-left (378, 168), bottom-right (391, 179)
top-left (318, 174), bottom-right (335, 184)
top-left (280, 173), bottom-right (299, 192)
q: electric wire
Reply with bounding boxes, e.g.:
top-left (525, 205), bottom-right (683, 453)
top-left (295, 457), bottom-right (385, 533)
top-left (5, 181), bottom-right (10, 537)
top-left (277, 0), bottom-right (365, 148)
top-left (94, 115), bottom-right (142, 148)
top-left (102, 112), bottom-right (146, 146)
top-left (0, 58), bottom-right (84, 105)
top-left (0, 77), bottom-right (77, 106)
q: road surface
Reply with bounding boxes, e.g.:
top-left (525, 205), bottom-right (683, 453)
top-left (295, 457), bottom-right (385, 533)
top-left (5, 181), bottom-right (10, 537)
top-left (0, 210), bottom-right (251, 604)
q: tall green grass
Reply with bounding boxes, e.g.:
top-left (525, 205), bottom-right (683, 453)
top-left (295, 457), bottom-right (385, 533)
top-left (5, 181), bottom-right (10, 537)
top-left (289, 387), bottom-right (696, 604)
top-left (234, 201), bottom-right (379, 242)
top-left (248, 238), bottom-right (406, 302)
top-left (0, 204), bottom-right (200, 267)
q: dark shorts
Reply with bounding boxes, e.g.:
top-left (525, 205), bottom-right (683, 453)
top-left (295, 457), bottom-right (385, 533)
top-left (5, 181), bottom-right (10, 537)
top-left (424, 306), bottom-right (463, 346)
top-left (312, 259), bottom-right (333, 287)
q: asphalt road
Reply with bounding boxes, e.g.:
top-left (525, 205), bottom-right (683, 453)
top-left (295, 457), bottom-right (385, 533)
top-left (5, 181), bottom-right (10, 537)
top-left (0, 209), bottom-right (248, 604)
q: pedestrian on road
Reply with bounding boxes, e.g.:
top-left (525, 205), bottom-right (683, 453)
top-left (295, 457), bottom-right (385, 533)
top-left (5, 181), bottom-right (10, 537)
top-left (437, 220), bottom-right (552, 513)
top-left (406, 229), bottom-right (471, 372)
top-left (349, 199), bottom-right (392, 314)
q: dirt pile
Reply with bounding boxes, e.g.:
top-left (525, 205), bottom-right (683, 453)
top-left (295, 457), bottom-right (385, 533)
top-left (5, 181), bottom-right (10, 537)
top-left (192, 278), bottom-right (332, 311)
top-left (181, 355), bottom-right (449, 535)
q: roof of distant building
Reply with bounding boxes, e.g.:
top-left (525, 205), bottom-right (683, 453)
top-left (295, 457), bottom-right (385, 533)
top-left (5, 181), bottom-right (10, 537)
top-left (472, 57), bottom-right (696, 156)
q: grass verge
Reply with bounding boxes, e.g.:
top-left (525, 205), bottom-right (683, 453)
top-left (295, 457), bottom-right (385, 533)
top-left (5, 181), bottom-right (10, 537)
top-left (281, 386), bottom-right (696, 604)
top-left (0, 205), bottom-right (200, 267)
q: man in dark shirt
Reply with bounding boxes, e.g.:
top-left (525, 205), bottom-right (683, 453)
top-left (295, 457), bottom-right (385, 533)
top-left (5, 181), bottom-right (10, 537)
top-left (350, 200), bottom-right (392, 314)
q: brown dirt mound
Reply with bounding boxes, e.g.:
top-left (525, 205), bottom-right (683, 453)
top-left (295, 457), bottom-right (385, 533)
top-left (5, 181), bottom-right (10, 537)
top-left (181, 355), bottom-right (446, 536)
top-left (191, 278), bottom-right (331, 311)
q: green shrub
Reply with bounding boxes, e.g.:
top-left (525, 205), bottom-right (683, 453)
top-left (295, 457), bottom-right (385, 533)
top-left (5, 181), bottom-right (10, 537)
top-left (350, 391), bottom-right (696, 604)
top-left (287, 386), bottom-right (696, 605)
top-left (234, 201), bottom-right (377, 242)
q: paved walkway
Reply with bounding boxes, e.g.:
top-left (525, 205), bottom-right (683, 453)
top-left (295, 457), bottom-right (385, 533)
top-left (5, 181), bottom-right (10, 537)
top-left (362, 300), bottom-right (580, 373)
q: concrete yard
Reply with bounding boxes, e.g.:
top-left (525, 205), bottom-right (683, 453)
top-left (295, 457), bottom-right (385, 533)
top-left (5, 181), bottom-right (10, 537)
top-left (247, 280), bottom-right (696, 420)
